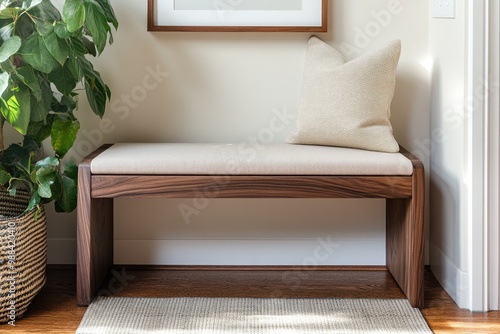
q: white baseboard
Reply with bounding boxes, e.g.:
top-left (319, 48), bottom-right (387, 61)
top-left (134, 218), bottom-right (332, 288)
top-left (114, 238), bottom-right (385, 265)
top-left (47, 237), bottom-right (385, 266)
top-left (429, 242), bottom-right (469, 309)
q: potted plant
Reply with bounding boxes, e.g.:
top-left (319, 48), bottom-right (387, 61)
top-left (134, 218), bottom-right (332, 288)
top-left (0, 0), bottom-right (117, 324)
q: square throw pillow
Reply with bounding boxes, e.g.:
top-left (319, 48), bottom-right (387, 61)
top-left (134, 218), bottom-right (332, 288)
top-left (287, 37), bottom-right (401, 153)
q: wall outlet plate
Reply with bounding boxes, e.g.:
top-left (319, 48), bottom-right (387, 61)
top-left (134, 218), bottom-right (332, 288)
top-left (432, 0), bottom-right (455, 18)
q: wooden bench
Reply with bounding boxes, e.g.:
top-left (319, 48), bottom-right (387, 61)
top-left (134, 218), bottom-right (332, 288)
top-left (77, 143), bottom-right (425, 308)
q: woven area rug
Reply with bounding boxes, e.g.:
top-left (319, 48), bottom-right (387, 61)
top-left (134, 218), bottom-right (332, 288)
top-left (76, 297), bottom-right (433, 334)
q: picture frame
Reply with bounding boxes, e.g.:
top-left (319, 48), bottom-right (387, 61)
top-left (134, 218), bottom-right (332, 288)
top-left (147, 0), bottom-right (328, 32)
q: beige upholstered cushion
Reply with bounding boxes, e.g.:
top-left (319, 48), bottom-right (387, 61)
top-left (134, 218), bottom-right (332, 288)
top-left (287, 37), bottom-right (401, 153)
top-left (90, 143), bottom-right (413, 175)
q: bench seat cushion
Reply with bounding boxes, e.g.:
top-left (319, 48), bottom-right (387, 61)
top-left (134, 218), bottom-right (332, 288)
top-left (90, 143), bottom-right (413, 176)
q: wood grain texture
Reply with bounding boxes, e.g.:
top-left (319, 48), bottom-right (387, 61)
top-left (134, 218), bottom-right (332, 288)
top-left (409, 163), bottom-right (425, 306)
top-left (399, 146), bottom-right (425, 169)
top-left (110, 266), bottom-right (402, 300)
top-left (91, 175), bottom-right (413, 199)
top-left (386, 150), bottom-right (425, 308)
top-left (76, 145), bottom-right (114, 306)
top-left (147, 0), bottom-right (328, 32)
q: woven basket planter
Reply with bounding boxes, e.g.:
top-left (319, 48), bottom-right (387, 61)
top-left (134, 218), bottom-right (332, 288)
top-left (0, 190), bottom-right (47, 324)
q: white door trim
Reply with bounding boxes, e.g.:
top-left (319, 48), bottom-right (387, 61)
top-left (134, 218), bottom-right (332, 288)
top-left (467, 0), bottom-right (486, 312)
top-left (467, 0), bottom-right (500, 312)
top-left (486, 0), bottom-right (500, 311)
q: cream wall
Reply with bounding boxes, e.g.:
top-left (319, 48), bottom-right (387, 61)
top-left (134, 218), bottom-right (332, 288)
top-left (40, 0), bottom-right (431, 266)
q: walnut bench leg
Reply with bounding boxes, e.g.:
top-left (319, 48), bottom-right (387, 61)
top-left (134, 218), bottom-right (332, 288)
top-left (386, 164), bottom-right (425, 308)
top-left (77, 150), bottom-right (114, 307)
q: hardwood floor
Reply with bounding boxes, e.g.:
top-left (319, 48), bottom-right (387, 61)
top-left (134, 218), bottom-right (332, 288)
top-left (1, 266), bottom-right (500, 333)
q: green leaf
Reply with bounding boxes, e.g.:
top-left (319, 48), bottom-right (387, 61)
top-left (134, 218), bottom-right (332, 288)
top-left (108, 29), bottom-right (113, 45)
top-left (51, 117), bottom-right (79, 158)
top-left (25, 0), bottom-right (44, 10)
top-left (84, 0), bottom-right (109, 54)
top-left (1, 87), bottom-right (31, 135)
top-left (1, 142), bottom-right (33, 176)
top-left (85, 76), bottom-right (107, 117)
top-left (35, 156), bottom-right (59, 198)
top-left (37, 173), bottom-right (55, 198)
top-left (33, 17), bottom-right (54, 37)
top-left (54, 22), bottom-right (72, 39)
top-left (63, 0), bottom-right (85, 33)
top-left (0, 56), bottom-right (14, 73)
top-left (29, 0), bottom-right (61, 22)
top-left (78, 55), bottom-right (108, 116)
top-left (14, 87), bottom-right (32, 127)
top-left (49, 93), bottom-right (78, 114)
top-left (0, 71), bottom-right (9, 97)
top-left (105, 83), bottom-right (111, 99)
top-left (61, 93), bottom-right (77, 110)
top-left (69, 36), bottom-right (86, 55)
top-left (67, 56), bottom-right (82, 80)
top-left (36, 156), bottom-right (59, 172)
top-left (79, 64), bottom-right (110, 106)
top-left (29, 76), bottom-right (52, 122)
top-left (20, 34), bottom-right (60, 73)
top-left (0, 36), bottom-right (21, 62)
top-left (0, 22), bottom-right (15, 42)
top-left (95, 0), bottom-right (118, 29)
top-left (15, 66), bottom-right (42, 101)
top-left (29, 97), bottom-right (50, 122)
top-left (0, 7), bottom-right (21, 20)
top-left (50, 97), bottom-right (68, 113)
top-left (63, 161), bottom-right (78, 180)
top-left (48, 62), bottom-right (77, 95)
top-left (43, 31), bottom-right (70, 66)
top-left (0, 167), bottom-right (11, 185)
top-left (23, 136), bottom-right (42, 153)
top-left (80, 36), bottom-right (96, 57)
top-left (26, 115), bottom-right (54, 144)
top-left (8, 179), bottom-right (20, 196)
top-left (14, 11), bottom-right (36, 40)
top-left (26, 192), bottom-right (41, 212)
top-left (78, 54), bottom-right (96, 77)
top-left (35, 156), bottom-right (59, 178)
top-left (55, 173), bottom-right (77, 212)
